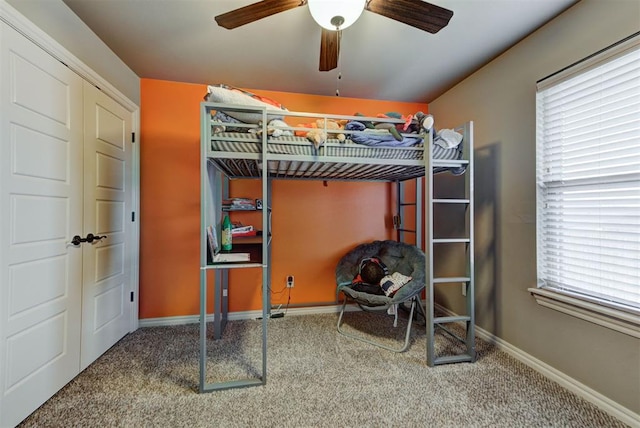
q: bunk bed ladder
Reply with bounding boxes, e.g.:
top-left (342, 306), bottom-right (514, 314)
top-left (394, 179), bottom-right (423, 248)
top-left (425, 122), bottom-right (476, 366)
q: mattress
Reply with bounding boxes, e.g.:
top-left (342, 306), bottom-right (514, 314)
top-left (210, 132), bottom-right (463, 162)
top-left (208, 132), bottom-right (466, 181)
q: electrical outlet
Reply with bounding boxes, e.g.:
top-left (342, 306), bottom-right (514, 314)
top-left (461, 283), bottom-right (467, 296)
top-left (286, 275), bottom-right (294, 288)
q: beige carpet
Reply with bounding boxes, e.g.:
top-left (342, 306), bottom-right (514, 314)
top-left (19, 311), bottom-right (626, 427)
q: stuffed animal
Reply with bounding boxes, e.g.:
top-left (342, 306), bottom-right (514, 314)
top-left (305, 118), bottom-right (347, 148)
top-left (417, 112), bottom-right (434, 134)
top-left (248, 119), bottom-right (294, 138)
top-left (399, 111), bottom-right (434, 135)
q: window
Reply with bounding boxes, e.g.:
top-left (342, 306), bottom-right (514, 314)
top-left (532, 34), bottom-right (640, 337)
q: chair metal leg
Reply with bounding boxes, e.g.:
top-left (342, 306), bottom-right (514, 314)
top-left (337, 295), bottom-right (419, 353)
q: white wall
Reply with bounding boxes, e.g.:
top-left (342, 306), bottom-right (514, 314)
top-left (5, 0), bottom-right (139, 105)
top-left (430, 0), bottom-right (639, 416)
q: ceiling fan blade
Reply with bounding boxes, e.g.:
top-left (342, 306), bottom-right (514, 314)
top-left (319, 29), bottom-right (340, 72)
top-left (366, 0), bottom-right (453, 34)
top-left (215, 0), bottom-right (305, 29)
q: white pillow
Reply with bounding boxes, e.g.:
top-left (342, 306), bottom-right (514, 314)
top-left (205, 85), bottom-right (287, 124)
top-left (434, 129), bottom-right (463, 149)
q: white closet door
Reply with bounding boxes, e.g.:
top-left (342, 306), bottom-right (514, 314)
top-left (80, 81), bottom-right (132, 370)
top-left (0, 23), bottom-right (83, 428)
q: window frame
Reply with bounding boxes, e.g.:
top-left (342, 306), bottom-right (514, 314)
top-left (532, 33), bottom-right (640, 337)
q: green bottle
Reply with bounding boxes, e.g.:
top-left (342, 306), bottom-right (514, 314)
top-left (221, 215), bottom-right (232, 251)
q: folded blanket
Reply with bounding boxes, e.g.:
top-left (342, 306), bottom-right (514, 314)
top-left (345, 121), bottom-right (423, 147)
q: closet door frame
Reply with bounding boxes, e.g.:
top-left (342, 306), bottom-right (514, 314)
top-left (0, 1), bottom-right (140, 333)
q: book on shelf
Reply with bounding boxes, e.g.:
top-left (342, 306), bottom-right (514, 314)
top-left (223, 205), bottom-right (256, 211)
top-left (232, 229), bottom-right (258, 238)
top-left (212, 252), bottom-right (251, 263)
top-left (232, 224), bottom-right (253, 234)
top-left (222, 198), bottom-right (257, 210)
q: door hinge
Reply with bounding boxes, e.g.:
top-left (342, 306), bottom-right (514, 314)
top-left (131, 132), bottom-right (135, 143)
top-left (131, 212), bottom-right (135, 222)
top-left (130, 291), bottom-right (134, 302)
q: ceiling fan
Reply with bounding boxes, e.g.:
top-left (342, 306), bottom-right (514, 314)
top-left (215, 0), bottom-right (453, 72)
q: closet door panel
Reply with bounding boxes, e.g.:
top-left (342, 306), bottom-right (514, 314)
top-left (0, 23), bottom-right (83, 428)
top-left (80, 81), bottom-right (132, 370)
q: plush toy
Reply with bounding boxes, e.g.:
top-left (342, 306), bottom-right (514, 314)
top-left (248, 119), bottom-right (294, 138)
top-left (417, 112), bottom-right (434, 134)
top-left (305, 118), bottom-right (347, 148)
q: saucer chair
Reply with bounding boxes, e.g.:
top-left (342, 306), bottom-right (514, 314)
top-left (336, 240), bottom-right (427, 352)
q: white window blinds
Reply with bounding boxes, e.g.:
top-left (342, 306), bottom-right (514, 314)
top-left (536, 35), bottom-right (640, 312)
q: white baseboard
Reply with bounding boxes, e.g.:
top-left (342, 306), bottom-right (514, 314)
top-left (475, 326), bottom-right (639, 427)
top-left (137, 304), bottom-right (354, 328)
top-left (140, 304), bottom-right (639, 427)
top-left (433, 303), bottom-right (639, 427)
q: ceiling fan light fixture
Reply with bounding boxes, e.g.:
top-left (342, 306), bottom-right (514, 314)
top-left (308, 0), bottom-right (366, 31)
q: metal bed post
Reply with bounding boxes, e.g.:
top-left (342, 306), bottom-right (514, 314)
top-left (425, 130), bottom-right (436, 366)
top-left (199, 104), bottom-right (268, 392)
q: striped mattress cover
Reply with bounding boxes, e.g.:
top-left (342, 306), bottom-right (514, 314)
top-left (210, 132), bottom-right (463, 162)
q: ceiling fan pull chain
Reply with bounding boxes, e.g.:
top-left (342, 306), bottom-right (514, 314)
top-left (336, 31), bottom-right (342, 96)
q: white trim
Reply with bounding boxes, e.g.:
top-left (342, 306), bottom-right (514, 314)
top-left (129, 109), bottom-right (141, 332)
top-left (434, 303), bottom-right (639, 427)
top-left (528, 288), bottom-right (640, 339)
top-left (139, 314), bottom-right (212, 328)
top-left (137, 304), bottom-right (355, 328)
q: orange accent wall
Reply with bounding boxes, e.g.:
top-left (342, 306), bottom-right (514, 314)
top-left (140, 79), bottom-right (427, 318)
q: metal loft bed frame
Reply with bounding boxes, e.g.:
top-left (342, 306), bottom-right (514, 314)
top-left (199, 102), bottom-right (475, 392)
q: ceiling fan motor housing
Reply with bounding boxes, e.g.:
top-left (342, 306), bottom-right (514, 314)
top-left (308, 0), bottom-right (366, 30)
top-left (330, 15), bottom-right (345, 28)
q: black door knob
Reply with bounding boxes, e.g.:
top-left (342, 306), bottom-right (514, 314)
top-left (71, 234), bottom-right (108, 245)
top-left (71, 235), bottom-right (85, 245)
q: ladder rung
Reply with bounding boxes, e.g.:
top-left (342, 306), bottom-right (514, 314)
top-left (432, 198), bottom-right (470, 204)
top-left (433, 354), bottom-right (474, 365)
top-left (433, 277), bottom-right (471, 284)
top-left (434, 315), bottom-right (471, 324)
top-left (433, 238), bottom-right (470, 244)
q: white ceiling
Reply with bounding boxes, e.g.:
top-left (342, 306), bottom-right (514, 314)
top-left (61, 0), bottom-right (578, 103)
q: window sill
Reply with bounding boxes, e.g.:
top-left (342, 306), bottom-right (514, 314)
top-left (528, 288), bottom-right (640, 339)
